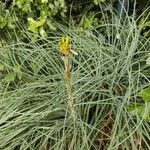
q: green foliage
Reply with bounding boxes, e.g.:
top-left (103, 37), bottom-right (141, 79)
top-left (3, 72), bottom-right (16, 83)
top-left (146, 53), bottom-right (150, 65)
top-left (1, 64), bottom-right (22, 83)
top-left (136, 0), bottom-right (150, 38)
top-left (0, 63), bottom-right (4, 71)
top-left (128, 48), bottom-right (150, 121)
top-left (128, 87), bottom-right (150, 121)
top-left (138, 14), bottom-right (150, 37)
top-left (0, 0), bottom-right (114, 40)
top-left (28, 17), bottom-right (46, 32)
top-left (93, 0), bottom-right (106, 5)
top-left (0, 0), bottom-right (150, 42)
top-left (128, 103), bottom-right (150, 120)
top-left (139, 87), bottom-right (150, 102)
top-left (0, 16), bottom-right (7, 29)
top-left (0, 1), bottom-right (150, 148)
top-left (81, 11), bottom-right (99, 29)
top-left (0, 5), bottom-right (12, 29)
top-left (0, 12), bottom-right (150, 149)
top-left (0, 0), bottom-right (67, 39)
top-left (27, 17), bottom-right (47, 38)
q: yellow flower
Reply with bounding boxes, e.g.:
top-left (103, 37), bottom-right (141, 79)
top-left (59, 36), bottom-right (71, 55)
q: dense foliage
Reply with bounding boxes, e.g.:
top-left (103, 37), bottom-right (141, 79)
top-left (0, 0), bottom-right (149, 41)
top-left (0, 0), bottom-right (150, 149)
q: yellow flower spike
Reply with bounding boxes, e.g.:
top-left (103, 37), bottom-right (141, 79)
top-left (59, 36), bottom-right (71, 55)
top-left (62, 37), bottom-right (65, 43)
top-left (59, 36), bottom-right (78, 56)
top-left (65, 36), bottom-right (69, 45)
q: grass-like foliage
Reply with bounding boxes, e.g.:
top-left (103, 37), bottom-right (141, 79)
top-left (0, 13), bottom-right (150, 150)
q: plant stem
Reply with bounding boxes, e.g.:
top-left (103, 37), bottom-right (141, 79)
top-left (63, 55), bottom-right (76, 121)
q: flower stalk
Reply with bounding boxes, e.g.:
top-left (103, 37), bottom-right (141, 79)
top-left (59, 36), bottom-right (77, 120)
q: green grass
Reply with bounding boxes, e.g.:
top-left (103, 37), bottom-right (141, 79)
top-left (0, 11), bottom-right (150, 150)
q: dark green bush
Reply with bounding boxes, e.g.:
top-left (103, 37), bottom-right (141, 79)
top-left (0, 1), bottom-right (107, 37)
top-left (0, 0), bottom-right (149, 41)
top-left (0, 0), bottom-right (67, 38)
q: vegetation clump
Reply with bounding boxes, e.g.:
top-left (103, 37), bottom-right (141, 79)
top-left (0, 0), bottom-right (150, 150)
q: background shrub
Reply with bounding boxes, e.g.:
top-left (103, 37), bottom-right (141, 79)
top-left (0, 0), bottom-right (149, 42)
